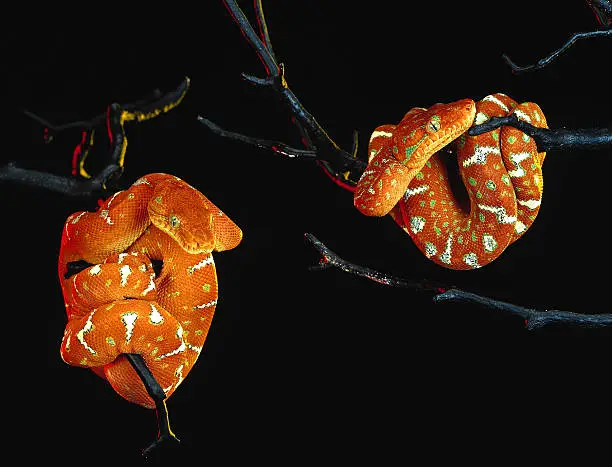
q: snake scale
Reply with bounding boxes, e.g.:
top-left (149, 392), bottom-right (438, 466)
top-left (58, 173), bottom-right (242, 408)
top-left (354, 93), bottom-right (548, 270)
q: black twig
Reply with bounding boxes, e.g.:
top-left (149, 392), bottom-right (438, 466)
top-left (125, 354), bottom-right (180, 458)
top-left (305, 233), bottom-right (612, 330)
top-left (197, 116), bottom-right (318, 159)
top-left (503, 29), bottom-right (611, 73)
top-left (200, 0), bottom-right (364, 186)
top-left (3, 77), bottom-right (190, 196)
top-left (468, 114), bottom-right (612, 152)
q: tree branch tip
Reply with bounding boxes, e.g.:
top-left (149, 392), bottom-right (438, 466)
top-left (241, 72), bottom-right (271, 86)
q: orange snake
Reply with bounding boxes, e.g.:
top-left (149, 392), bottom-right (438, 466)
top-left (354, 93), bottom-right (548, 270)
top-left (58, 173), bottom-right (242, 408)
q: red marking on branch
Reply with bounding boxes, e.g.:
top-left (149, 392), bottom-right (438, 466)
top-left (71, 131), bottom-right (88, 176)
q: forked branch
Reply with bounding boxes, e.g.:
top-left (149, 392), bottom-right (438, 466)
top-left (199, 0), bottom-right (365, 190)
top-left (306, 233), bottom-right (612, 330)
top-left (204, 0), bottom-right (611, 190)
top-left (503, 0), bottom-right (611, 73)
top-left (2, 77), bottom-right (190, 197)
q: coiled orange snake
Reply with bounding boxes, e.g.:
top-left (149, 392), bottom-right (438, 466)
top-left (58, 173), bottom-right (242, 408)
top-left (354, 93), bottom-right (548, 270)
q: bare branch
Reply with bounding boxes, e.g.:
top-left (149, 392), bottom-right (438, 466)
top-left (502, 29), bottom-right (611, 73)
top-left (3, 77), bottom-right (190, 197)
top-left (202, 0), bottom-right (365, 186)
top-left (305, 233), bottom-right (612, 330)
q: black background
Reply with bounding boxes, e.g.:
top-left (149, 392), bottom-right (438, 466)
top-left (3, 1), bottom-right (611, 464)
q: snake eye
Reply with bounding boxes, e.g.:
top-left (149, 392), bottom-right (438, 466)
top-left (169, 214), bottom-right (180, 229)
top-left (426, 116), bottom-right (441, 133)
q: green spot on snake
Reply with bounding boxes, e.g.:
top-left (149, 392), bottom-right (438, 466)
top-left (430, 199), bottom-right (436, 208)
top-left (403, 134), bottom-right (428, 163)
top-left (523, 133), bottom-right (530, 142)
top-left (416, 172), bottom-right (424, 180)
top-left (507, 135), bottom-right (516, 144)
top-left (486, 180), bottom-right (496, 190)
top-left (478, 212), bottom-right (485, 222)
top-left (468, 177), bottom-right (477, 186)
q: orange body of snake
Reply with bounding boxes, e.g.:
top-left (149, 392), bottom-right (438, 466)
top-left (354, 93), bottom-right (548, 270)
top-left (58, 173), bottom-right (242, 408)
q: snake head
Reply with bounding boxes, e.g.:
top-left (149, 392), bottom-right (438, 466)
top-left (355, 98), bottom-right (476, 217)
top-left (148, 178), bottom-right (243, 254)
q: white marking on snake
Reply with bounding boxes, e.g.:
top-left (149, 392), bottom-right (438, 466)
top-left (517, 198), bottom-right (541, 210)
top-left (70, 212), bottom-right (86, 224)
top-left (513, 109), bottom-right (532, 123)
top-left (404, 184), bottom-right (430, 199)
top-left (149, 303), bottom-right (164, 324)
top-left (439, 234), bottom-right (453, 265)
top-left (105, 191), bottom-right (122, 207)
top-left (133, 177), bottom-right (151, 186)
top-left (508, 152), bottom-right (531, 178)
top-left (187, 255), bottom-right (214, 274)
top-left (121, 312), bottom-right (138, 343)
top-left (483, 95), bottom-right (509, 112)
top-left (474, 112), bottom-right (489, 125)
top-left (463, 252), bottom-right (480, 268)
top-left (410, 216), bottom-right (426, 234)
top-left (157, 327), bottom-right (186, 359)
top-left (65, 212), bottom-right (86, 240)
top-left (89, 264), bottom-right (102, 276)
top-left (424, 242), bottom-right (437, 257)
top-left (477, 205), bottom-right (517, 224)
top-left (99, 209), bottom-right (113, 225)
top-left (194, 299), bottom-right (218, 310)
top-left (141, 274), bottom-right (156, 296)
top-left (77, 310), bottom-right (97, 355)
top-left (370, 130), bottom-right (393, 140)
top-left (462, 146), bottom-right (501, 167)
top-left (119, 264), bottom-right (132, 287)
top-left (187, 343), bottom-right (203, 354)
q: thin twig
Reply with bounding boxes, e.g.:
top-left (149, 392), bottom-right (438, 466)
top-left (201, 0), bottom-right (365, 186)
top-left (3, 78), bottom-right (190, 196)
top-left (502, 29), bottom-right (611, 73)
top-left (305, 233), bottom-right (612, 330)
